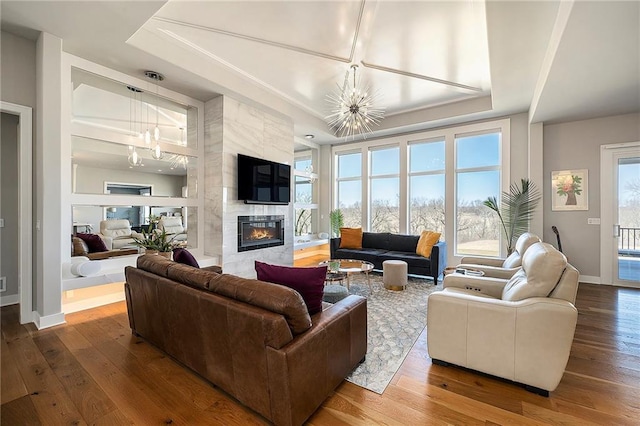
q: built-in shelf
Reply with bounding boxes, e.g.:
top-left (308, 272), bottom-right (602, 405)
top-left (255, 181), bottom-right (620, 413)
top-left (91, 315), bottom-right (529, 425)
top-left (62, 254), bottom-right (220, 291)
top-left (294, 238), bottom-right (329, 250)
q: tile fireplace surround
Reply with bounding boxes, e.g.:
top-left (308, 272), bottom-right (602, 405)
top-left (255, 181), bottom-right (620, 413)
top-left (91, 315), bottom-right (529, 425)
top-left (237, 215), bottom-right (285, 252)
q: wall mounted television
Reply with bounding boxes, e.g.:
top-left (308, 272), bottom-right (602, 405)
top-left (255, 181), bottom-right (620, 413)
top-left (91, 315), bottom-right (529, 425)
top-left (237, 154), bottom-right (291, 205)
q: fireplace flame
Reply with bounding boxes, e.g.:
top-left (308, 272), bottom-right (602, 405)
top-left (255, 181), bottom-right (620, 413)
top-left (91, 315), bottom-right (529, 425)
top-left (249, 228), bottom-right (274, 240)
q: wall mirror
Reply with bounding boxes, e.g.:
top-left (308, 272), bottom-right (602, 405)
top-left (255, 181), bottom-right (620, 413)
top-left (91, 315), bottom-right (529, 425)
top-left (71, 136), bottom-right (197, 197)
top-left (71, 67), bottom-right (197, 149)
top-left (72, 205), bottom-right (199, 248)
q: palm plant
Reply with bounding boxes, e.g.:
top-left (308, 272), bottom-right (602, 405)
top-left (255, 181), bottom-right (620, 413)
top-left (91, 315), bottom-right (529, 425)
top-left (329, 209), bottom-right (344, 237)
top-left (483, 178), bottom-right (541, 255)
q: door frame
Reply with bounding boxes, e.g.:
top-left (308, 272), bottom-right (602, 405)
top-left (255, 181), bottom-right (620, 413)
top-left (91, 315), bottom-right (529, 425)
top-left (0, 101), bottom-right (33, 323)
top-left (600, 141), bottom-right (640, 288)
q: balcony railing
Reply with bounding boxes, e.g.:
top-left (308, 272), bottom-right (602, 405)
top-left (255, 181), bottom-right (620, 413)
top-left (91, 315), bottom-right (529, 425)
top-left (619, 227), bottom-right (640, 257)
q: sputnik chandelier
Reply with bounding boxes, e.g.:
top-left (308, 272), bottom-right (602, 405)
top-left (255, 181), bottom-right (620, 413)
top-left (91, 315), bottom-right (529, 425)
top-left (326, 64), bottom-right (385, 139)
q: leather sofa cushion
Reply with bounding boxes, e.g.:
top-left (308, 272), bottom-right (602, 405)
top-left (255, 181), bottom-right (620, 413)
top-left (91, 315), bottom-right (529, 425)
top-left (362, 232), bottom-right (390, 249)
top-left (101, 219), bottom-right (133, 238)
top-left (72, 236), bottom-right (89, 256)
top-left (503, 232), bottom-right (541, 268)
top-left (208, 273), bottom-right (312, 335)
top-left (502, 242), bottom-right (567, 301)
top-left (160, 217), bottom-right (185, 234)
top-left (255, 261), bottom-right (326, 315)
top-left (135, 254), bottom-right (312, 335)
top-left (387, 234), bottom-right (419, 253)
top-left (166, 263), bottom-right (215, 290)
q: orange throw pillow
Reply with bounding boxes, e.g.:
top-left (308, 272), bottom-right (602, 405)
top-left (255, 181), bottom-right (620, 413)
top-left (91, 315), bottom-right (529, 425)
top-left (416, 230), bottom-right (441, 257)
top-left (339, 227), bottom-right (363, 249)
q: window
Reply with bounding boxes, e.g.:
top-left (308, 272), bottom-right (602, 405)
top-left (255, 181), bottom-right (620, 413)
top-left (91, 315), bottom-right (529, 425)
top-left (294, 152), bottom-right (317, 237)
top-left (332, 119), bottom-right (509, 260)
top-left (336, 152), bottom-right (362, 227)
top-left (408, 140), bottom-right (445, 236)
top-left (369, 146), bottom-right (399, 232)
top-left (455, 132), bottom-right (501, 257)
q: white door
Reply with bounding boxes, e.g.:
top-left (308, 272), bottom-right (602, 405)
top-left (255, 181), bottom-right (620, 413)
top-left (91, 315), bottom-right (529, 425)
top-left (601, 143), bottom-right (640, 287)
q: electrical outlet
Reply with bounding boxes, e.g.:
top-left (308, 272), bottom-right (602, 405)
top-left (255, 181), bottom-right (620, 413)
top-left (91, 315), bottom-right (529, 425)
top-left (587, 218), bottom-right (601, 225)
top-left (0, 277), bottom-right (6, 292)
top-left (0, 218), bottom-right (4, 228)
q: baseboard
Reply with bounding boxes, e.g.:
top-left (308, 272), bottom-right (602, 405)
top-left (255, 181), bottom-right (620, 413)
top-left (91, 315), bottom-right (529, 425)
top-left (0, 293), bottom-right (19, 307)
top-left (33, 311), bottom-right (66, 330)
top-left (579, 275), bottom-right (601, 284)
top-left (63, 291), bottom-right (126, 315)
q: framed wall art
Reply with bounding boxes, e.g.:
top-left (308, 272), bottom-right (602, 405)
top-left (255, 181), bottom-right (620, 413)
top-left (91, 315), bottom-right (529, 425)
top-left (551, 169), bottom-right (589, 211)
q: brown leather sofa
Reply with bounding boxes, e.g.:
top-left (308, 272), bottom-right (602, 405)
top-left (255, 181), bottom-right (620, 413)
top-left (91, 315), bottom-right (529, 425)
top-left (125, 255), bottom-right (367, 426)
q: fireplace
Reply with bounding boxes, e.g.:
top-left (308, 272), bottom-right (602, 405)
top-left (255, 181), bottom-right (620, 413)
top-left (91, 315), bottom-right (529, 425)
top-left (237, 215), bottom-right (285, 252)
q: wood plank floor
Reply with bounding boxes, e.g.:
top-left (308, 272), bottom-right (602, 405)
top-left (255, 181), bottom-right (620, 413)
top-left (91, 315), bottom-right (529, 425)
top-left (2, 259), bottom-right (639, 424)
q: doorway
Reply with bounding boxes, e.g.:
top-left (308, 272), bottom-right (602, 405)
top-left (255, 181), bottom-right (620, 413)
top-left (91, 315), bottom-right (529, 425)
top-left (601, 143), bottom-right (640, 287)
top-left (0, 102), bottom-right (33, 323)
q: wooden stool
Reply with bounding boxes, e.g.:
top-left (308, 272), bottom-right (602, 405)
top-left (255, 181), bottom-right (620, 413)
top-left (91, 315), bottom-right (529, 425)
top-left (383, 260), bottom-right (408, 291)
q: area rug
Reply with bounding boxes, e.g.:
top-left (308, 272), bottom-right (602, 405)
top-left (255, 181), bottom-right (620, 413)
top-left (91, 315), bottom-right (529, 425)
top-left (342, 273), bottom-right (441, 394)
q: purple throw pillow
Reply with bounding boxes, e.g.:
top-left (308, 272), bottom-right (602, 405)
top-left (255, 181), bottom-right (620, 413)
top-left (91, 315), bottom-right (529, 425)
top-left (76, 233), bottom-right (108, 253)
top-left (255, 261), bottom-right (327, 315)
top-left (173, 248), bottom-right (200, 268)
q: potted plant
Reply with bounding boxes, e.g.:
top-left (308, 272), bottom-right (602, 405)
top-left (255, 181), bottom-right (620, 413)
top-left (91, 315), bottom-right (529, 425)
top-left (133, 226), bottom-right (178, 257)
top-left (132, 227), bottom-right (159, 254)
top-left (153, 229), bottom-right (178, 258)
top-left (329, 209), bottom-right (344, 238)
top-left (483, 178), bottom-right (541, 255)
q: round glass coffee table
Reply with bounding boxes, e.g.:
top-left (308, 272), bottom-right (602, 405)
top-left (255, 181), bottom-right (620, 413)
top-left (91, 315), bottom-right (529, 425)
top-left (320, 259), bottom-right (374, 291)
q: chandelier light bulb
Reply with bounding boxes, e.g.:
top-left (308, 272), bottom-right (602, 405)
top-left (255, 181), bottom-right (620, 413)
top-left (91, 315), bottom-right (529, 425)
top-left (144, 129), bottom-right (151, 145)
top-left (154, 125), bottom-right (160, 141)
top-left (151, 143), bottom-right (163, 160)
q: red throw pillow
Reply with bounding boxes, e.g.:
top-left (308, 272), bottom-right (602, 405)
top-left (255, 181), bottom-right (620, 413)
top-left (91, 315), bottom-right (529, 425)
top-left (173, 248), bottom-right (200, 268)
top-left (76, 233), bottom-right (108, 253)
top-left (255, 261), bottom-right (327, 315)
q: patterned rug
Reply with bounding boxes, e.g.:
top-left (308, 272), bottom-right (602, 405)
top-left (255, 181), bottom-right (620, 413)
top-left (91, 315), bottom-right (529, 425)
top-left (343, 272), bottom-right (441, 394)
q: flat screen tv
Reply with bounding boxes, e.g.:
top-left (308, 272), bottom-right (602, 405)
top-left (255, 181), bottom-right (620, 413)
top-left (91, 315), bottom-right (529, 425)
top-left (237, 154), bottom-right (291, 205)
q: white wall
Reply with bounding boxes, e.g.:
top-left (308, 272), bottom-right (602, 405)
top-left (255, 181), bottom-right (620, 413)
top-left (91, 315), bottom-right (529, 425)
top-left (1, 31), bottom-right (36, 309)
top-left (205, 96), bottom-right (294, 278)
top-left (35, 32), bottom-right (64, 327)
top-left (543, 112), bottom-right (640, 279)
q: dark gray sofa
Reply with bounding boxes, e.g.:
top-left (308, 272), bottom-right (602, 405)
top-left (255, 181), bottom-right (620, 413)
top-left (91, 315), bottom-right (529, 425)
top-left (330, 232), bottom-right (447, 283)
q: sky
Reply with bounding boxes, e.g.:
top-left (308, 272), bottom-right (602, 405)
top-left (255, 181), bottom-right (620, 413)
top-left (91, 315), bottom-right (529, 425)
top-left (619, 161), bottom-right (640, 205)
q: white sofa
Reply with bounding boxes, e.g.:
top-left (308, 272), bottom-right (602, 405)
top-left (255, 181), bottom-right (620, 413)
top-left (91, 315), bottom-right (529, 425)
top-left (98, 219), bottom-right (142, 250)
top-left (457, 232), bottom-right (541, 279)
top-left (427, 242), bottom-right (579, 395)
top-left (157, 216), bottom-right (187, 242)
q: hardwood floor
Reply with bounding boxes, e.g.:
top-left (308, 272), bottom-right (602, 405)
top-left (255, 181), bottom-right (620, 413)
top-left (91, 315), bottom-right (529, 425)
top-left (2, 267), bottom-right (639, 424)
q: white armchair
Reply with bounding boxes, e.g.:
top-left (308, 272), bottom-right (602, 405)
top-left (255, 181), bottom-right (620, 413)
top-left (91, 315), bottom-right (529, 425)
top-left (457, 232), bottom-right (541, 279)
top-left (427, 242), bottom-right (579, 396)
top-left (98, 219), bottom-right (142, 250)
top-left (157, 216), bottom-right (187, 242)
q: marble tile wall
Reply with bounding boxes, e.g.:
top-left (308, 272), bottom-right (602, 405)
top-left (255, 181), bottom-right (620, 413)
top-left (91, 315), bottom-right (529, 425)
top-left (204, 96), bottom-right (294, 278)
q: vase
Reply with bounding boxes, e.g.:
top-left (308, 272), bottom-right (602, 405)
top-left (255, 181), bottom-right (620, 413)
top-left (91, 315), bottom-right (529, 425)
top-left (565, 190), bottom-right (577, 205)
top-left (159, 251), bottom-right (172, 259)
top-left (145, 249), bottom-right (158, 255)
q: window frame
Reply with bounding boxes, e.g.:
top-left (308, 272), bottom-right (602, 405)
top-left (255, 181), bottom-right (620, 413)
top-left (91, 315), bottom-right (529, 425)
top-left (332, 118), bottom-right (511, 262)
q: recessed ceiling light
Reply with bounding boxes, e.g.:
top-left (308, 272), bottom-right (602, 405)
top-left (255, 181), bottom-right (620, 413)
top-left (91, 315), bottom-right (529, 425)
top-left (158, 169), bottom-right (162, 172)
top-left (304, 134), bottom-right (314, 139)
